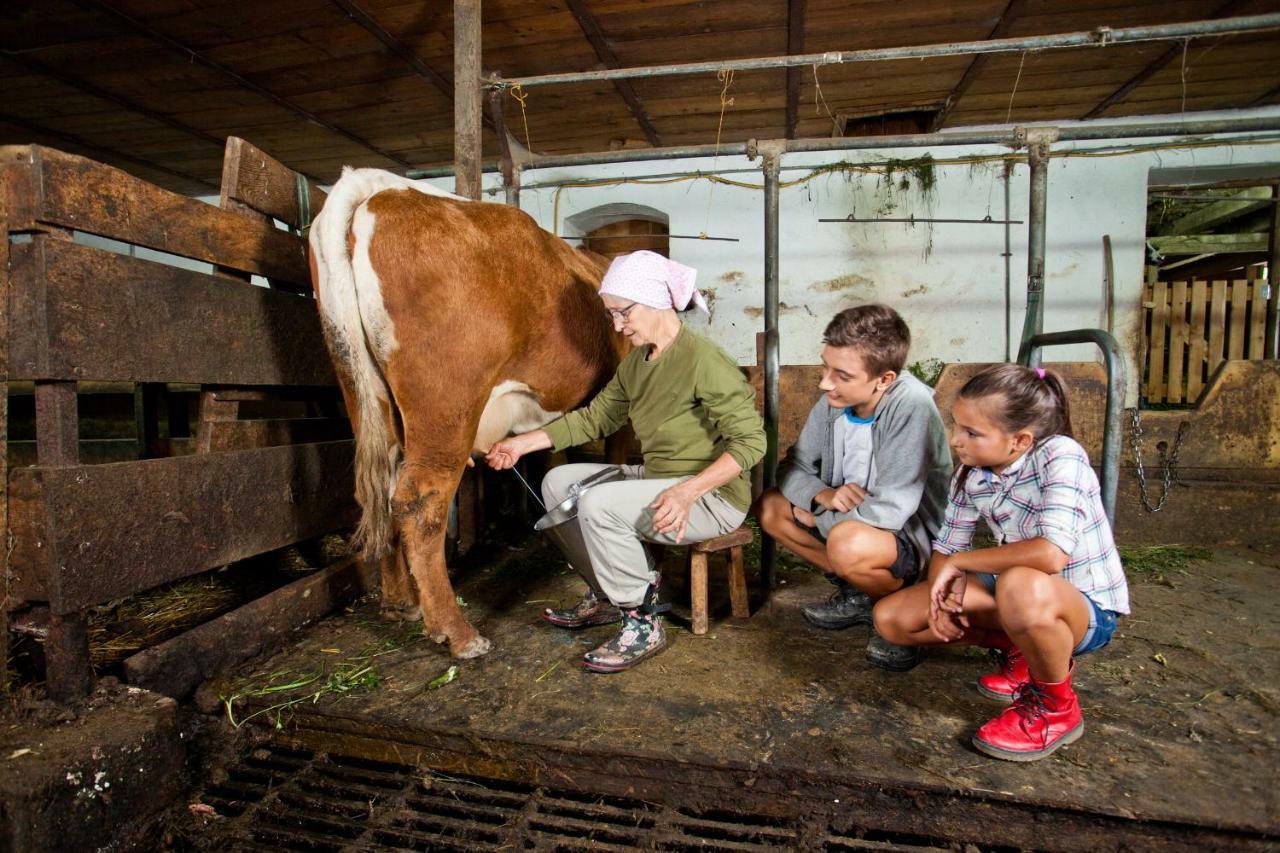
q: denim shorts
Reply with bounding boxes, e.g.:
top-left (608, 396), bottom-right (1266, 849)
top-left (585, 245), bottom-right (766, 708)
top-left (974, 572), bottom-right (1119, 656)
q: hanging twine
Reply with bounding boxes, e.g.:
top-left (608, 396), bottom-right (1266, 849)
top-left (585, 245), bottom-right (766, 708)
top-left (506, 84), bottom-right (532, 151)
top-left (702, 68), bottom-right (735, 239)
top-left (1005, 50), bottom-right (1027, 126)
top-left (812, 63), bottom-right (839, 135)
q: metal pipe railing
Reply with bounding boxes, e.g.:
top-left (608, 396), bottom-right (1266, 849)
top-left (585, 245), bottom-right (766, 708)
top-left (1017, 329), bottom-right (1127, 525)
top-left (406, 116), bottom-right (1280, 178)
top-left (759, 143), bottom-right (783, 591)
top-left (485, 14), bottom-right (1280, 89)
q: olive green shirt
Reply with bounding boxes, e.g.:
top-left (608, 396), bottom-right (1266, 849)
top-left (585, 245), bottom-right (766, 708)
top-left (543, 326), bottom-right (766, 512)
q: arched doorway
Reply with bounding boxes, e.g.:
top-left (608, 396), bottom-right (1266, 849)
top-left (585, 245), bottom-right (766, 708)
top-left (564, 203), bottom-right (670, 260)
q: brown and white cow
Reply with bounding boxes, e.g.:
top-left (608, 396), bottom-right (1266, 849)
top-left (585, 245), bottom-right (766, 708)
top-left (309, 168), bottom-right (621, 658)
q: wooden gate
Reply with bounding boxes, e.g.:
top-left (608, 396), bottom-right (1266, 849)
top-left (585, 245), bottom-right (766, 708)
top-left (1141, 266), bottom-right (1270, 404)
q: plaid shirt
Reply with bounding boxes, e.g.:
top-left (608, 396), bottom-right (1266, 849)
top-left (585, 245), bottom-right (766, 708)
top-left (933, 435), bottom-right (1129, 614)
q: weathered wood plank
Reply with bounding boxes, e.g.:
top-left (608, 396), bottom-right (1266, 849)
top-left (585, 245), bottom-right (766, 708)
top-left (1229, 280), bottom-right (1248, 360)
top-left (124, 556), bottom-right (374, 700)
top-left (7, 440), bottom-right (358, 614)
top-left (1148, 280), bottom-right (1168, 401)
top-left (220, 136), bottom-right (327, 231)
top-left (0, 145), bottom-right (309, 283)
top-left (1249, 274), bottom-right (1266, 359)
top-left (7, 236), bottom-right (335, 385)
top-left (1147, 233), bottom-right (1270, 255)
top-left (1187, 280), bottom-right (1207, 402)
top-left (1208, 280), bottom-right (1227, 375)
top-left (206, 417), bottom-right (352, 452)
top-left (1167, 280), bottom-right (1187, 404)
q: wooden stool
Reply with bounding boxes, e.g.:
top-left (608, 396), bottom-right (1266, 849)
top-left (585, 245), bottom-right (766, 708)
top-left (687, 526), bottom-right (754, 635)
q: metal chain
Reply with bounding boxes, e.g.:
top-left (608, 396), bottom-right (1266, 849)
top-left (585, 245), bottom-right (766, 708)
top-left (1128, 407), bottom-right (1190, 513)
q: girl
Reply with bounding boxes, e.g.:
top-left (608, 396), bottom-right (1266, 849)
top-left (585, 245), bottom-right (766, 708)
top-left (873, 363), bottom-right (1128, 761)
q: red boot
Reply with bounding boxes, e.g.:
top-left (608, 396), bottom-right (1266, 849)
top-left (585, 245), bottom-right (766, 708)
top-left (972, 668), bottom-right (1083, 762)
top-left (976, 647), bottom-right (1029, 702)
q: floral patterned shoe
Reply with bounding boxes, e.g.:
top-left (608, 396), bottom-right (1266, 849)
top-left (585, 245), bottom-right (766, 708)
top-left (582, 608), bottom-right (667, 673)
top-left (542, 589), bottom-right (622, 629)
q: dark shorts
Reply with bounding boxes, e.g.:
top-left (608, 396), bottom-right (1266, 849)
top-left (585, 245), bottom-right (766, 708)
top-left (888, 529), bottom-right (921, 585)
top-left (803, 523), bottom-right (920, 586)
top-left (975, 572), bottom-right (1119, 656)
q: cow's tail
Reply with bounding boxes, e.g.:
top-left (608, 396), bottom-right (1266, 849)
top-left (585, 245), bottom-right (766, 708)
top-left (308, 167), bottom-right (418, 561)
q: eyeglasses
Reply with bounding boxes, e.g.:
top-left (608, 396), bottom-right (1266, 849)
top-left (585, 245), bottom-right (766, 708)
top-left (604, 302), bottom-right (640, 323)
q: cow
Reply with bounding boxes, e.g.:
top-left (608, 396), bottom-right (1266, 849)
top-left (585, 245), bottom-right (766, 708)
top-left (308, 168), bottom-right (622, 658)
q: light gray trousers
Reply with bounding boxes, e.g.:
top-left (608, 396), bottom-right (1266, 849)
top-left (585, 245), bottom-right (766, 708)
top-left (541, 463), bottom-right (746, 608)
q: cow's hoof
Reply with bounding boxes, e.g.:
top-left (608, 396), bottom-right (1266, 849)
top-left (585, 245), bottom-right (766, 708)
top-left (452, 634), bottom-right (493, 659)
top-left (380, 604), bottom-right (422, 623)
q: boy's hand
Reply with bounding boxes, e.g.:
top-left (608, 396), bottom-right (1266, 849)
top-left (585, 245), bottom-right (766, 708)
top-left (928, 562), bottom-right (969, 642)
top-left (792, 505), bottom-right (817, 528)
top-left (816, 484), bottom-right (868, 513)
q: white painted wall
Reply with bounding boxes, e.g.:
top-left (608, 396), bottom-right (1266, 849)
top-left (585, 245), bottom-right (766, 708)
top-left (423, 108), bottom-right (1280, 404)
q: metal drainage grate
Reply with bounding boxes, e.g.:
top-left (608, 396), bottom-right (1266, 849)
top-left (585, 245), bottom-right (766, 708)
top-left (197, 743), bottom-right (990, 852)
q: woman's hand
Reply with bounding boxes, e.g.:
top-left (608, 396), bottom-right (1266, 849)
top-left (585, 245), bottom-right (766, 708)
top-left (650, 482), bottom-right (699, 543)
top-left (485, 432), bottom-right (547, 470)
top-left (928, 561), bottom-right (969, 642)
top-left (814, 484), bottom-right (868, 513)
top-left (792, 505), bottom-right (817, 528)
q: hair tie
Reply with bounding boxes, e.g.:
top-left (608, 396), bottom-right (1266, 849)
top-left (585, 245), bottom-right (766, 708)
top-left (1034, 367), bottom-right (1046, 380)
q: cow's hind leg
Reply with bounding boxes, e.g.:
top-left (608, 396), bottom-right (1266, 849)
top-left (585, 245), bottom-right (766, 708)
top-left (379, 546), bottom-right (422, 622)
top-left (394, 460), bottom-right (491, 658)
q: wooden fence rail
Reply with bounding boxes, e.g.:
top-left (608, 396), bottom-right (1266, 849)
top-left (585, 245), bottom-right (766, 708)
top-left (1141, 266), bottom-right (1270, 404)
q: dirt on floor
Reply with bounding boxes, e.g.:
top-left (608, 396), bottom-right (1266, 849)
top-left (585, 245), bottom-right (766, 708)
top-left (206, 534), bottom-right (1279, 839)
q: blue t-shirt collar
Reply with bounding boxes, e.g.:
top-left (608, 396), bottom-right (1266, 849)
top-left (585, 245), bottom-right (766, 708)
top-left (844, 408), bottom-right (876, 425)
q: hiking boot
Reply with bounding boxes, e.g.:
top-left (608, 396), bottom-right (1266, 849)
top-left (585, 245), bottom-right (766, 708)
top-left (802, 577), bottom-right (873, 630)
top-left (865, 628), bottom-right (922, 672)
top-left (972, 667), bottom-right (1084, 762)
top-left (582, 608), bottom-right (667, 673)
top-left (977, 647), bottom-right (1030, 702)
top-left (542, 589), bottom-right (621, 629)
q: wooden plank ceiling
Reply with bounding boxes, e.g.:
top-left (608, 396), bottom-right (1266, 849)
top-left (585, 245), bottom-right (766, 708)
top-left (2, 0), bottom-right (1278, 195)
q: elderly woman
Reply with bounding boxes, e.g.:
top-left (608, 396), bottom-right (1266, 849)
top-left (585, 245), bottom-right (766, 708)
top-left (487, 250), bottom-right (765, 673)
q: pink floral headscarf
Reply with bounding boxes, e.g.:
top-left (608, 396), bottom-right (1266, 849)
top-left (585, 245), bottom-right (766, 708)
top-left (599, 250), bottom-right (708, 313)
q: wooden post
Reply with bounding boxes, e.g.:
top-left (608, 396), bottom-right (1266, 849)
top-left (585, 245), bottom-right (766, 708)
top-left (728, 547), bottom-right (750, 619)
top-left (689, 551), bottom-right (709, 635)
top-left (454, 0), bottom-right (483, 200)
top-left (0, 228), bottom-right (8, 695)
top-left (35, 380), bottom-right (94, 702)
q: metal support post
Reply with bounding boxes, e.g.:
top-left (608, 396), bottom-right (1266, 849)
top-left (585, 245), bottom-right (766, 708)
top-left (1019, 129), bottom-right (1056, 367)
top-left (487, 88), bottom-right (522, 208)
top-left (453, 0), bottom-right (483, 200)
top-left (1267, 182), bottom-right (1278, 359)
top-left (758, 142), bottom-right (784, 592)
top-left (1018, 329), bottom-right (1126, 525)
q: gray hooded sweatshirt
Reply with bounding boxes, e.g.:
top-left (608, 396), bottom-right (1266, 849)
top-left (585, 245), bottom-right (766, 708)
top-left (776, 372), bottom-right (952, 567)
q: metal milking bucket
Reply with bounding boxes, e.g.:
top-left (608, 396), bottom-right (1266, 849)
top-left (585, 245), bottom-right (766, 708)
top-left (531, 467), bottom-right (625, 578)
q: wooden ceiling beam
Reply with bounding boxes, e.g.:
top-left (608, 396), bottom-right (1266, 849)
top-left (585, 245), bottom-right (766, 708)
top-left (784, 0), bottom-right (807, 139)
top-left (929, 0), bottom-right (1024, 132)
top-left (565, 0), bottom-right (662, 148)
top-left (1081, 0), bottom-right (1247, 120)
top-left (328, 0), bottom-right (494, 134)
top-left (73, 0), bottom-right (413, 169)
top-left (0, 111), bottom-right (217, 192)
top-left (1, 52), bottom-right (228, 152)
top-left (1249, 83), bottom-right (1280, 107)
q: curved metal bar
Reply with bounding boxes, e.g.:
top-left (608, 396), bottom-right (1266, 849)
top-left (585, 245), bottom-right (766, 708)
top-left (1017, 328), bottom-right (1126, 525)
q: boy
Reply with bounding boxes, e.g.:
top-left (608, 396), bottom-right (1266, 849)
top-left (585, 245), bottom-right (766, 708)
top-left (756, 304), bottom-right (951, 671)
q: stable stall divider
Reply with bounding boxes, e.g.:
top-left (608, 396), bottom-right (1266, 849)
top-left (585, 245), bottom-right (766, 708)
top-left (1, 141), bottom-right (359, 702)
